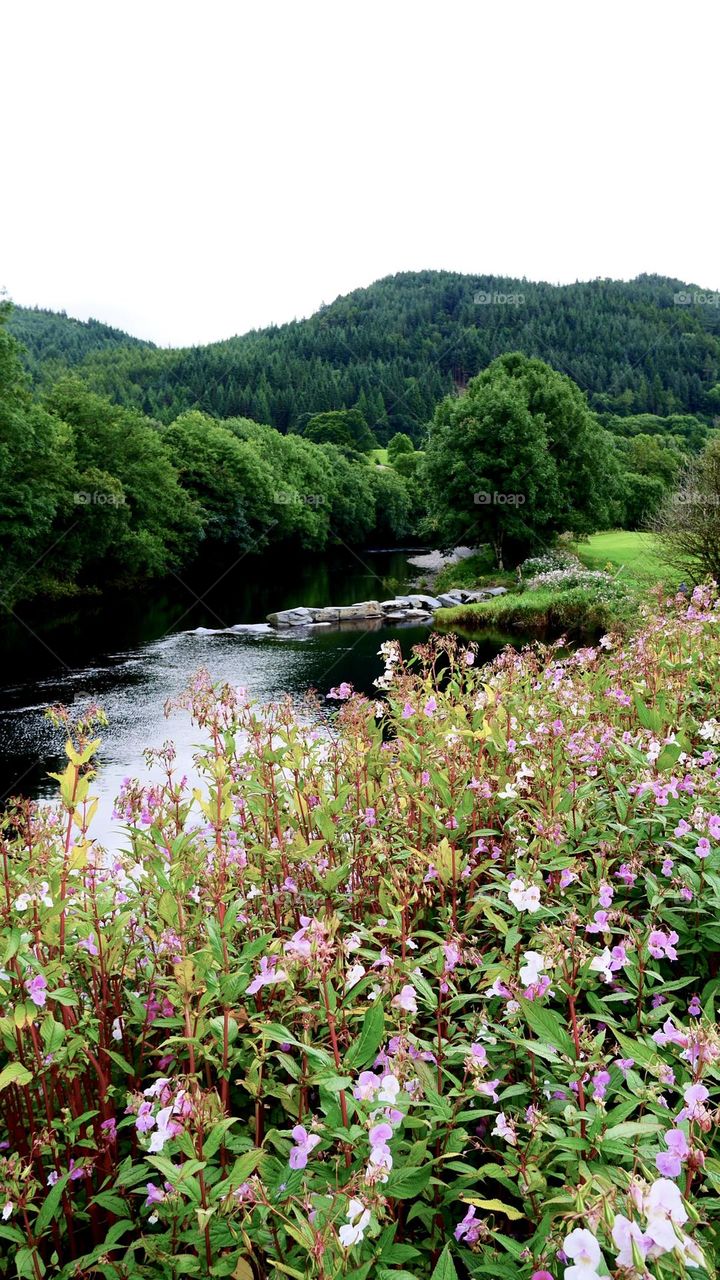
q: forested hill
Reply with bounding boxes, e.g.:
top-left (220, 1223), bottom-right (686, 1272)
top-left (12, 272), bottom-right (720, 441)
top-left (8, 306), bottom-right (153, 380)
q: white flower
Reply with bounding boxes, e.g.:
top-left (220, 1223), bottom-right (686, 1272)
top-left (492, 1112), bottom-right (517, 1145)
top-left (392, 984), bottom-right (417, 1014)
top-left (1, 1202), bottom-right (12, 1221)
top-left (339, 1198), bottom-right (371, 1247)
top-left (377, 1074), bottom-right (401, 1104)
top-left (589, 947), bottom-right (614, 984)
top-left (612, 1213), bottom-right (649, 1268)
top-left (519, 951), bottom-right (545, 987)
top-left (111, 1017), bottom-right (124, 1041)
top-left (562, 1226), bottom-right (603, 1279)
top-left (13, 893), bottom-right (31, 912)
top-left (508, 879), bottom-right (541, 913)
top-left (147, 1106), bottom-right (177, 1154)
top-left (644, 1177), bottom-right (688, 1253)
top-left (345, 933), bottom-right (362, 953)
top-left (345, 964), bottom-right (366, 990)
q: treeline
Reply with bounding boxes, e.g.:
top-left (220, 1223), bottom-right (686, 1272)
top-left (10, 272), bottom-right (720, 441)
top-left (0, 305), bottom-right (419, 607)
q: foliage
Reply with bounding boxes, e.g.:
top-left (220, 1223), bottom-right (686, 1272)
top-left (14, 273), bottom-right (720, 436)
top-left (303, 409), bottom-right (377, 453)
top-left (2, 591), bottom-right (720, 1276)
top-left (653, 438), bottom-right (720, 583)
top-left (424, 353), bottom-right (619, 568)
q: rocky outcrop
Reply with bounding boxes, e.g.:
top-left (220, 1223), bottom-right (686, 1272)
top-left (265, 587), bottom-right (507, 629)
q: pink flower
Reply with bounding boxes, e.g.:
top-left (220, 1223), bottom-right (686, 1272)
top-left (288, 1124), bottom-right (321, 1169)
top-left (477, 1077), bottom-right (501, 1102)
top-left (492, 1111), bottom-right (516, 1145)
top-left (392, 984), bottom-right (417, 1014)
top-left (353, 1071), bottom-right (380, 1101)
top-left (423, 697), bottom-right (437, 717)
top-left (402, 702), bottom-right (415, 719)
top-left (247, 956), bottom-right (288, 995)
top-left (454, 1205), bottom-right (481, 1243)
top-left (25, 974), bottom-right (47, 1007)
top-left (647, 929), bottom-right (678, 961)
top-left (327, 682), bottom-right (353, 700)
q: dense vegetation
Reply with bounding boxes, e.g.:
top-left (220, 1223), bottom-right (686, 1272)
top-left (4, 273), bottom-right (720, 608)
top-left (11, 273), bottom-right (720, 439)
top-left (1, 589), bottom-right (720, 1276)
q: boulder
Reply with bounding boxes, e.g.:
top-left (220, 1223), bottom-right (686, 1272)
top-left (407, 594), bottom-right (443, 609)
top-left (334, 601), bottom-right (382, 621)
top-left (266, 607), bottom-right (315, 627)
top-left (436, 593), bottom-right (461, 607)
top-left (484, 586), bottom-right (508, 596)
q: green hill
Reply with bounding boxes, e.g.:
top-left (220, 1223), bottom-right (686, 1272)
top-left (10, 272), bottom-right (720, 441)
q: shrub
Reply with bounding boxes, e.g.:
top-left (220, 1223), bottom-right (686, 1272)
top-left (517, 550), bottom-right (581, 579)
top-left (1, 587), bottom-right (720, 1276)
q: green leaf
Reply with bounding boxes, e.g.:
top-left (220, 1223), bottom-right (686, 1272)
top-left (385, 1165), bottom-right (431, 1198)
top-left (518, 999), bottom-right (574, 1057)
top-left (202, 1117), bottom-right (237, 1159)
top-left (35, 1171), bottom-right (71, 1234)
top-left (430, 1244), bottom-right (458, 1280)
top-left (0, 1061), bottom-right (32, 1091)
top-left (345, 1000), bottom-right (385, 1069)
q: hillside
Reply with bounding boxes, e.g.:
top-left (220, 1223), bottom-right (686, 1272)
top-left (8, 305), bottom-right (154, 381)
top-left (10, 272), bottom-right (720, 440)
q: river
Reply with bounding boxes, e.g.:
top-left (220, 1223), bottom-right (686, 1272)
top-left (0, 548), bottom-right (516, 844)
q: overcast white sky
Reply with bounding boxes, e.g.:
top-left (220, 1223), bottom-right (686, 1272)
top-left (3, 0), bottom-right (718, 347)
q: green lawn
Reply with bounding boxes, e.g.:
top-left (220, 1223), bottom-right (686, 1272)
top-left (572, 530), bottom-right (676, 587)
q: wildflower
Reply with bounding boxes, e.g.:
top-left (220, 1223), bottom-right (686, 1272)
top-left (477, 1078), bottom-right (501, 1102)
top-left (591, 1069), bottom-right (611, 1101)
top-left (247, 956), bottom-right (288, 995)
top-left (423, 696), bottom-right (437, 716)
top-left (611, 1214), bottom-right (651, 1268)
top-left (78, 933), bottom-right (99, 956)
top-left (367, 1122), bottom-right (393, 1178)
top-left (519, 951), bottom-right (545, 987)
top-left (353, 1071), bottom-right (380, 1101)
top-left (392, 984), bottom-right (417, 1014)
top-left (345, 964), bottom-right (366, 990)
top-left (25, 974), bottom-right (48, 1007)
top-left (454, 1204), bottom-right (482, 1244)
top-left (648, 929), bottom-right (679, 961)
top-left (100, 1117), bottom-right (117, 1143)
top-left (1, 1203), bottom-right (12, 1221)
top-left (464, 650), bottom-right (475, 666)
top-left (148, 1105), bottom-right (181, 1154)
top-left (508, 878), bottom-right (541, 913)
top-left (492, 1112), bottom-right (517, 1145)
top-left (598, 882), bottom-right (614, 907)
top-left (589, 947), bottom-right (614, 984)
top-left (688, 995), bottom-right (702, 1017)
top-left (644, 1177), bottom-right (688, 1252)
top-left (377, 1074), bottom-right (401, 1104)
top-left (695, 837), bottom-right (711, 859)
top-left (678, 1082), bottom-right (709, 1122)
top-left (562, 1227), bottom-right (603, 1279)
top-left (111, 1016), bottom-right (124, 1041)
top-left (327, 682), bottom-right (353, 700)
top-left (339, 1198), bottom-right (371, 1248)
top-left (288, 1124), bottom-right (321, 1170)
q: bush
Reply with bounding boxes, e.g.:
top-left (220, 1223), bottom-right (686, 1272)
top-left (1, 587), bottom-right (720, 1276)
top-left (517, 550), bottom-right (581, 579)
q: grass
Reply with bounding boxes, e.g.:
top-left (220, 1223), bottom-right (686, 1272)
top-left (435, 585), bottom-right (629, 640)
top-left (572, 530), bottom-right (676, 588)
top-left (434, 549), bottom-right (515, 593)
top-left (434, 530), bottom-right (676, 639)
top-left (369, 447), bottom-right (389, 465)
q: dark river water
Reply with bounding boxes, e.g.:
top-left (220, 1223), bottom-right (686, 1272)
top-left (0, 549), bottom-right (516, 844)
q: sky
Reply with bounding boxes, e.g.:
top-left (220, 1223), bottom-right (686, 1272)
top-left (3, 0), bottom-right (719, 348)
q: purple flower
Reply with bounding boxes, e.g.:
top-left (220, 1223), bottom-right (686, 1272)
top-left (423, 697), bottom-right (437, 717)
top-left (402, 702), bottom-right (415, 719)
top-left (247, 956), bottom-right (288, 995)
top-left (454, 1205), bottom-right (481, 1243)
top-left (695, 837), bottom-right (711, 859)
top-left (688, 995), bottom-right (702, 1017)
top-left (25, 974), bottom-right (48, 1007)
top-left (288, 1124), bottom-right (320, 1169)
top-left (327, 682), bottom-right (353, 700)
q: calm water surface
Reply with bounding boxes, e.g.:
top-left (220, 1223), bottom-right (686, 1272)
top-left (0, 549), bottom-right (517, 844)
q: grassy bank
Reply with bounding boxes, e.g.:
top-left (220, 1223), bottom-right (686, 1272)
top-left (435, 531), bottom-right (676, 638)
